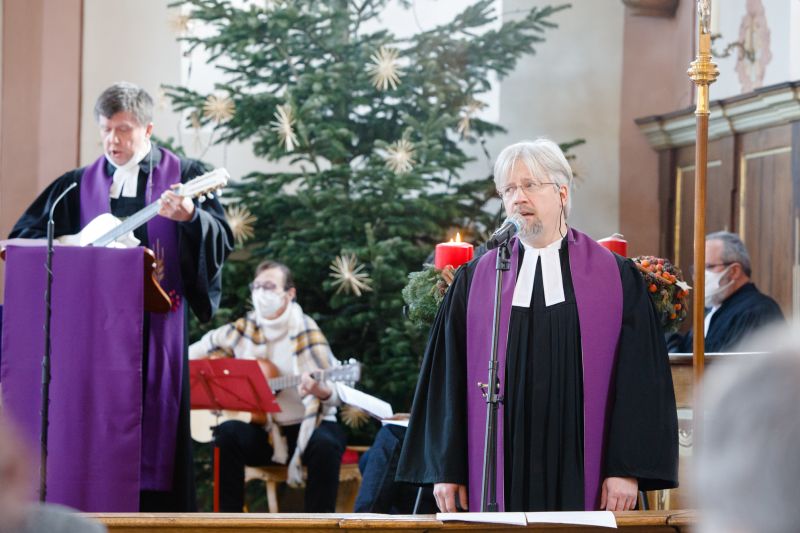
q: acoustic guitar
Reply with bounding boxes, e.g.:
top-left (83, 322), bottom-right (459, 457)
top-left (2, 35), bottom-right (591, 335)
top-left (57, 167), bottom-right (229, 247)
top-left (190, 358), bottom-right (361, 443)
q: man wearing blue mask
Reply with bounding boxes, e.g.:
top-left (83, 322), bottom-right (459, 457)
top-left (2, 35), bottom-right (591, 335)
top-left (667, 231), bottom-right (784, 353)
top-left (189, 260), bottom-right (347, 512)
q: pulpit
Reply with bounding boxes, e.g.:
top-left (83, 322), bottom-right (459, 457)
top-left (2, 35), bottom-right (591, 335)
top-left (0, 243), bottom-right (168, 512)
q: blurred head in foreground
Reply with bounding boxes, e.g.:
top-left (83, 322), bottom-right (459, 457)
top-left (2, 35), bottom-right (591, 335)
top-left (695, 324), bottom-right (800, 533)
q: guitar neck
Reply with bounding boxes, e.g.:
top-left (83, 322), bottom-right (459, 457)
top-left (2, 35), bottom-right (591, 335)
top-left (268, 368), bottom-right (334, 393)
top-left (92, 201), bottom-right (162, 247)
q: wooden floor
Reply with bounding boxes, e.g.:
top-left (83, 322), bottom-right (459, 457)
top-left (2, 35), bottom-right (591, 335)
top-left (90, 510), bottom-right (697, 532)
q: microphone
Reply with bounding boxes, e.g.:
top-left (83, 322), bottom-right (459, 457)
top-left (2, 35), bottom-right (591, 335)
top-left (40, 180), bottom-right (77, 503)
top-left (485, 213), bottom-right (524, 250)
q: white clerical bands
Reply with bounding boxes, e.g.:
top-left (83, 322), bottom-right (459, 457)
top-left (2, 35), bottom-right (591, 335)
top-left (511, 238), bottom-right (566, 308)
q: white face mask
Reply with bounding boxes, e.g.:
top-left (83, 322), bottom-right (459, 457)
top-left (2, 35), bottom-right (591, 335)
top-left (704, 266), bottom-right (732, 308)
top-left (252, 289), bottom-right (286, 319)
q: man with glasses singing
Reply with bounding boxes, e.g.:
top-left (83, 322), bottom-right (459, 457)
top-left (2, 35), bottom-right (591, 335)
top-left (190, 260), bottom-right (347, 512)
top-left (667, 231), bottom-right (784, 353)
top-left (397, 139), bottom-right (678, 513)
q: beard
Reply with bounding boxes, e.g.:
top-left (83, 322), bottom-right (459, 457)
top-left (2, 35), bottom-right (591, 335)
top-left (517, 215), bottom-right (543, 241)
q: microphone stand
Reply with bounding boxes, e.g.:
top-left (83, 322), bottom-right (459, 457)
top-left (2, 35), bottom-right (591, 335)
top-left (480, 239), bottom-right (511, 512)
top-left (40, 182), bottom-right (76, 502)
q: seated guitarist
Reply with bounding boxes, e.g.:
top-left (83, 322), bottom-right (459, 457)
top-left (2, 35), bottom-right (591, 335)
top-left (189, 260), bottom-right (347, 513)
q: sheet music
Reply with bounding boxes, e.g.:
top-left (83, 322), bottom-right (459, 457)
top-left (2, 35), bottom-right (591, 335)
top-left (337, 384), bottom-right (393, 419)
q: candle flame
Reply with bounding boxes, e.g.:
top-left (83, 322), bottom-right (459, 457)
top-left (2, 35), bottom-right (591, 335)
top-left (455, 232), bottom-right (462, 242)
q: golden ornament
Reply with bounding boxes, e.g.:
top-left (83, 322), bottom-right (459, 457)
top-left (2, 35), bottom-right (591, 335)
top-left (202, 94), bottom-right (236, 124)
top-left (383, 139), bottom-right (416, 174)
top-left (225, 204), bottom-right (257, 245)
top-left (456, 99), bottom-right (487, 138)
top-left (329, 254), bottom-right (373, 297)
top-left (367, 46), bottom-right (402, 91)
top-left (340, 405), bottom-right (370, 429)
top-left (169, 13), bottom-right (191, 36)
top-left (270, 104), bottom-right (299, 152)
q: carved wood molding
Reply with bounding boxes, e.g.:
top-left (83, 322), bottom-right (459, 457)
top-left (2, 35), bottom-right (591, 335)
top-left (636, 81), bottom-right (800, 149)
top-left (621, 0), bottom-right (679, 17)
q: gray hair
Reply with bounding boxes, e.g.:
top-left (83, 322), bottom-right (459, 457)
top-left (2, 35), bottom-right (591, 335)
top-left (93, 81), bottom-right (154, 126)
top-left (706, 231), bottom-right (751, 276)
top-left (493, 139), bottom-right (573, 216)
top-left (695, 325), bottom-right (800, 533)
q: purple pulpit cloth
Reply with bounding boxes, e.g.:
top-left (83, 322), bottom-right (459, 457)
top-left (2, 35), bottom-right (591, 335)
top-left (1, 245), bottom-right (143, 512)
top-left (465, 228), bottom-right (622, 511)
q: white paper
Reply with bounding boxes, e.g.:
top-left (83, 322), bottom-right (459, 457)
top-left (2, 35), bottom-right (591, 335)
top-left (525, 511), bottom-right (617, 528)
top-left (437, 512), bottom-right (528, 526)
top-left (381, 418), bottom-right (409, 427)
top-left (337, 384), bottom-right (394, 419)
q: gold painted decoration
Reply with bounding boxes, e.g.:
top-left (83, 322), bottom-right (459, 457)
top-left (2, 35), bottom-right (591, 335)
top-left (330, 254), bottom-right (373, 296)
top-left (367, 46), bottom-right (402, 91)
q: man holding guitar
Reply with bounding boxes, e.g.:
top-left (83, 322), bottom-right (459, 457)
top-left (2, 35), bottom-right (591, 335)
top-left (189, 260), bottom-right (348, 513)
top-left (9, 82), bottom-right (234, 512)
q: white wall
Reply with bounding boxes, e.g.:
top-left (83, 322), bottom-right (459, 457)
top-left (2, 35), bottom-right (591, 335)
top-left (490, 0), bottom-right (625, 239)
top-left (81, 0), bottom-right (624, 239)
top-left (81, 0), bottom-right (183, 165)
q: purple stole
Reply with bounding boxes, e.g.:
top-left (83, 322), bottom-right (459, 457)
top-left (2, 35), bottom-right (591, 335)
top-left (465, 228), bottom-right (622, 511)
top-left (80, 149), bottom-right (185, 491)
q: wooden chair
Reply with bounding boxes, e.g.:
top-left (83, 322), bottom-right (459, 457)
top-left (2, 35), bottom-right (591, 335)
top-left (244, 448), bottom-right (365, 513)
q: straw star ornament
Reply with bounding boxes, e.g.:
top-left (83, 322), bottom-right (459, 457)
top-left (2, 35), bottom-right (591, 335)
top-left (270, 104), bottom-right (299, 152)
top-left (457, 99), bottom-right (487, 138)
top-left (169, 13), bottom-right (192, 36)
top-left (329, 254), bottom-right (373, 296)
top-left (367, 46), bottom-right (402, 91)
top-left (225, 205), bottom-right (257, 245)
top-left (383, 139), bottom-right (416, 174)
top-left (202, 94), bottom-right (235, 123)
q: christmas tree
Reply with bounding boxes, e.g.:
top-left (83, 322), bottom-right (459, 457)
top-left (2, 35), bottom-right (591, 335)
top-left (166, 0), bottom-right (570, 416)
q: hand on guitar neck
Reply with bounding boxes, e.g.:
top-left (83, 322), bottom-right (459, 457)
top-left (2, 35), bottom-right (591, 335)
top-left (158, 186), bottom-right (195, 222)
top-left (256, 358), bottom-right (333, 401)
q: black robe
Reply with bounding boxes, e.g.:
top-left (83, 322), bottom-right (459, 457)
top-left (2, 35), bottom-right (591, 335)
top-left (397, 239), bottom-right (678, 511)
top-left (667, 283), bottom-right (784, 353)
top-left (9, 147), bottom-right (233, 512)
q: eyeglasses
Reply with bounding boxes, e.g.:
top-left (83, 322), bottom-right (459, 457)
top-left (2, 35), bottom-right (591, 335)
top-left (497, 180), bottom-right (559, 200)
top-left (705, 262), bottom-right (733, 270)
top-left (690, 262), bottom-right (735, 276)
top-left (249, 281), bottom-right (282, 292)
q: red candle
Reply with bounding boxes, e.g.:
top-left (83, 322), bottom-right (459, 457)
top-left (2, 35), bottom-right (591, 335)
top-left (435, 233), bottom-right (474, 269)
top-left (598, 233), bottom-right (628, 257)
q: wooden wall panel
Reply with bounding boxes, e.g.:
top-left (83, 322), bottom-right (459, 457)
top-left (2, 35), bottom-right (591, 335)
top-left (737, 124), bottom-right (793, 316)
top-left (667, 137), bottom-right (736, 322)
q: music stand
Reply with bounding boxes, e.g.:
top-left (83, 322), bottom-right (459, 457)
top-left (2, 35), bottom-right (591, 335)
top-left (190, 358), bottom-right (281, 512)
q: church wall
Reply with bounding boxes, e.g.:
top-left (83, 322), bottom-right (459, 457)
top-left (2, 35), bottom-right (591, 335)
top-left (80, 0), bottom-right (183, 167)
top-left (618, 1), bottom-right (695, 257)
top-left (0, 0), bottom-right (82, 303)
top-left (495, 0), bottom-right (625, 241)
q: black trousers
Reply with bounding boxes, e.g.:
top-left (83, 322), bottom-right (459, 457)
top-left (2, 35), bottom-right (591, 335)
top-left (214, 420), bottom-right (346, 512)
